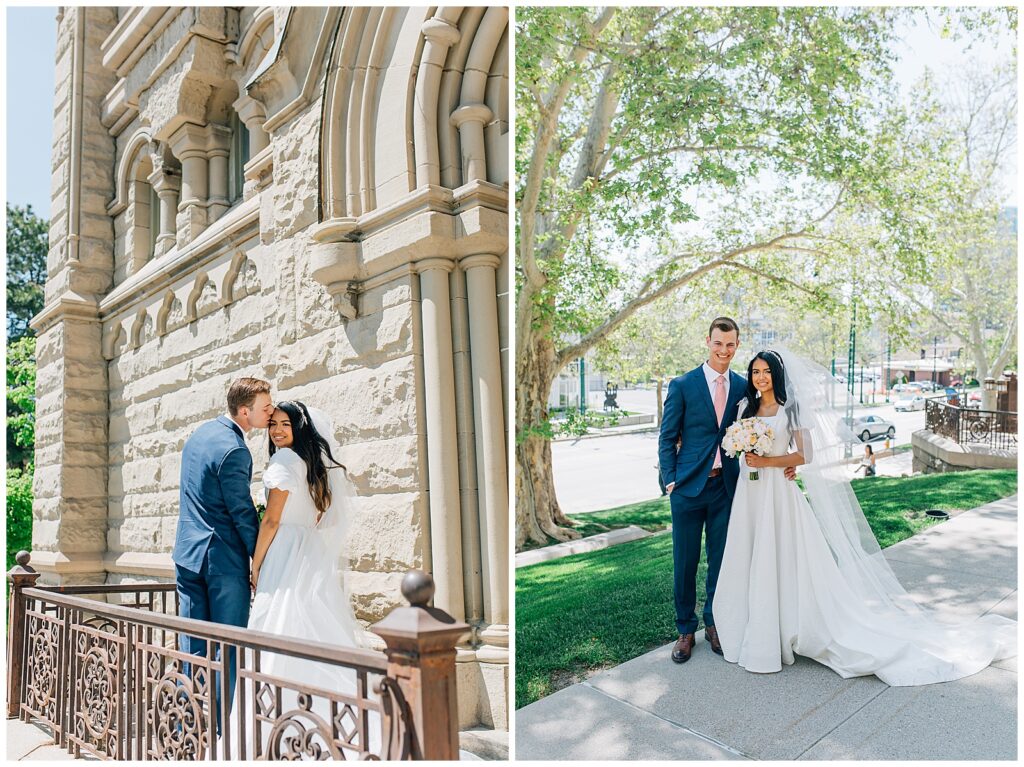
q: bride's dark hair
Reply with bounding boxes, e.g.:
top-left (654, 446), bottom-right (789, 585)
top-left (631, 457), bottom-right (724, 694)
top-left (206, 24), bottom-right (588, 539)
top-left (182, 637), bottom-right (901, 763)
top-left (741, 350), bottom-right (790, 419)
top-left (269, 401), bottom-right (345, 514)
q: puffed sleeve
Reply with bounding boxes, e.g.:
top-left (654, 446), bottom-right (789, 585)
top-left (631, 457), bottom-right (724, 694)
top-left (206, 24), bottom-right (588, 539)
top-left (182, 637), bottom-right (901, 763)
top-left (263, 448), bottom-right (303, 494)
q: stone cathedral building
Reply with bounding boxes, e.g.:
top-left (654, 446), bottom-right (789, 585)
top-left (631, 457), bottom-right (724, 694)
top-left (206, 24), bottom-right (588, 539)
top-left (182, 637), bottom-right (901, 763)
top-left (31, 6), bottom-right (509, 734)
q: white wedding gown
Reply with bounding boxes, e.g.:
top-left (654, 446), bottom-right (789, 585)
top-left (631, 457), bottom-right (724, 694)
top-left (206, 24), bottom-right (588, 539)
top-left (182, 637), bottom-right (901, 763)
top-left (225, 447), bottom-right (381, 758)
top-left (715, 404), bottom-right (1017, 686)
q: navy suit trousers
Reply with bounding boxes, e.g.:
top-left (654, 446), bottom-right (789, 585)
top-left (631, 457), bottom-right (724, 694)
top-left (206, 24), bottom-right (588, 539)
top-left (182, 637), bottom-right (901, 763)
top-left (176, 561), bottom-right (250, 727)
top-left (670, 474), bottom-right (731, 635)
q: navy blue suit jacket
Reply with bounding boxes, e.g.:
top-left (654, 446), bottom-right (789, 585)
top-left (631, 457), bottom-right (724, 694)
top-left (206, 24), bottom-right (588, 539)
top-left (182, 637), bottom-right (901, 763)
top-left (658, 366), bottom-right (747, 499)
top-left (172, 416), bottom-right (260, 576)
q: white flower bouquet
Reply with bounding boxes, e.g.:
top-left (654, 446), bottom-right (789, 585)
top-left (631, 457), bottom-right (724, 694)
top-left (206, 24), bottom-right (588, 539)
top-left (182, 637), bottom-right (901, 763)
top-left (722, 417), bottom-right (775, 481)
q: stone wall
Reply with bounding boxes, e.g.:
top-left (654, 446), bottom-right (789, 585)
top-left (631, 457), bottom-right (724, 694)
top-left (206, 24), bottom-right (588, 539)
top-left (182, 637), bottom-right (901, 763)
top-left (911, 429), bottom-right (1018, 474)
top-left (35, 4), bottom-right (508, 734)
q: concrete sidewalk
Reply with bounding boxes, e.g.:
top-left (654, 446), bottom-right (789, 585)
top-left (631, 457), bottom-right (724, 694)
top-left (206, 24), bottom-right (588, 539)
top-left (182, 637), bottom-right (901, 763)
top-left (516, 495), bottom-right (1018, 761)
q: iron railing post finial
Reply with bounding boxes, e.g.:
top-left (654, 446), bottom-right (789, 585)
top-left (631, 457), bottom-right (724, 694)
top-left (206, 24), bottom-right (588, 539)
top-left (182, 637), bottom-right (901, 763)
top-left (7, 550), bottom-right (41, 718)
top-left (370, 570), bottom-right (470, 760)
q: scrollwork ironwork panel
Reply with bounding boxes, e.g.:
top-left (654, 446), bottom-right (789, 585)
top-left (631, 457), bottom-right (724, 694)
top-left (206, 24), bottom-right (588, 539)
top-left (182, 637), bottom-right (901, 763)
top-left (23, 607), bottom-right (64, 735)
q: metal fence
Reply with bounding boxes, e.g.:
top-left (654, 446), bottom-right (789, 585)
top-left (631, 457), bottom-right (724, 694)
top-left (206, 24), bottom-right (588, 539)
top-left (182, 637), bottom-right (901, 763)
top-left (7, 552), bottom-right (467, 760)
top-left (925, 399), bottom-right (1018, 452)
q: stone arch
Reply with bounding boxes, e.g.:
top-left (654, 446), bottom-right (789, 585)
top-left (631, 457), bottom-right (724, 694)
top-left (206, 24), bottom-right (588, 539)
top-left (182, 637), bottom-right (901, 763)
top-left (103, 322), bottom-right (127, 360)
top-left (109, 127), bottom-right (153, 216)
top-left (237, 7), bottom-right (276, 75)
top-left (222, 250), bottom-right (258, 303)
top-left (185, 272), bottom-right (210, 323)
top-left (128, 308), bottom-right (148, 350)
top-left (156, 289), bottom-right (184, 337)
top-left (318, 8), bottom-right (509, 225)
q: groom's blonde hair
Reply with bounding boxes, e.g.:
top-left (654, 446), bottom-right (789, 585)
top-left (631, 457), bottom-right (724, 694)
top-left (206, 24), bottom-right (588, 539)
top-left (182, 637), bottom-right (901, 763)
top-left (227, 377), bottom-right (271, 415)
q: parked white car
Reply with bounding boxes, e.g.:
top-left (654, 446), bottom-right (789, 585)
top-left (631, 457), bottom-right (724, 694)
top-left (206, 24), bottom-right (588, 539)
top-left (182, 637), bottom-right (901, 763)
top-left (894, 395), bottom-right (927, 412)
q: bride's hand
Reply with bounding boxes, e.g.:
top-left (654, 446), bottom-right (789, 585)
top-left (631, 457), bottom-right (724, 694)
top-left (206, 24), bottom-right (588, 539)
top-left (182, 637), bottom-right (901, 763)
top-left (250, 568), bottom-right (260, 592)
top-left (745, 453), bottom-right (766, 469)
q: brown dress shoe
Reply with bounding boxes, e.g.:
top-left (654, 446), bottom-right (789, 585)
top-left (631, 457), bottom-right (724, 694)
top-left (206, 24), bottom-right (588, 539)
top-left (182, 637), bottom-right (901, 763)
top-left (705, 625), bottom-right (724, 655)
top-left (671, 633), bottom-right (695, 663)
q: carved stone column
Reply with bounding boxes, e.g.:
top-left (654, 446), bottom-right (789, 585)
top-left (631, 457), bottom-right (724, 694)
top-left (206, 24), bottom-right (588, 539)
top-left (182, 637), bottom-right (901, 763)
top-left (168, 123), bottom-right (209, 245)
top-left (234, 93), bottom-right (269, 156)
top-left (205, 123), bottom-right (232, 222)
top-left (460, 254), bottom-right (508, 629)
top-left (450, 104), bottom-right (492, 184)
top-left (417, 258), bottom-right (466, 622)
top-left (147, 167), bottom-right (180, 256)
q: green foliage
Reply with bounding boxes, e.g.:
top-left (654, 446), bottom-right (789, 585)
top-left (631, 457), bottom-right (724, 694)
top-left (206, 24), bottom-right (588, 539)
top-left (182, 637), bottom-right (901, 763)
top-left (6, 467), bottom-right (34, 570)
top-left (7, 336), bottom-right (37, 470)
top-left (556, 407), bottom-right (620, 438)
top-left (6, 204), bottom-right (48, 341)
top-left (516, 469), bottom-right (1017, 707)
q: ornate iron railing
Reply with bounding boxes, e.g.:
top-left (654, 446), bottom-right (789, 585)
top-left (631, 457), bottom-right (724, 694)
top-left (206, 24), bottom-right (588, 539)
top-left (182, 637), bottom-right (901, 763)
top-left (925, 399), bottom-right (1018, 451)
top-left (7, 552), bottom-right (467, 760)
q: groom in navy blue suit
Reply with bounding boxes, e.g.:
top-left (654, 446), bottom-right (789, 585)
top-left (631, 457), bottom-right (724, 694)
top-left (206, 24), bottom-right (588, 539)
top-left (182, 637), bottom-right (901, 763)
top-left (173, 377), bottom-right (274, 712)
top-left (659, 317), bottom-right (747, 663)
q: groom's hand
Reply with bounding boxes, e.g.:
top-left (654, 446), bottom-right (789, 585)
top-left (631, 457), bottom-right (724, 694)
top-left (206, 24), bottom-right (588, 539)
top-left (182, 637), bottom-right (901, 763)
top-left (666, 482), bottom-right (674, 494)
top-left (784, 466), bottom-right (797, 481)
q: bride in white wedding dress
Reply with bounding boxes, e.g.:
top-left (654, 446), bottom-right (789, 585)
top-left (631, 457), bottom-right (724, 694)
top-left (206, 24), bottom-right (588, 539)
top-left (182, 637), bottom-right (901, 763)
top-left (714, 349), bottom-right (1017, 686)
top-left (229, 400), bottom-right (381, 758)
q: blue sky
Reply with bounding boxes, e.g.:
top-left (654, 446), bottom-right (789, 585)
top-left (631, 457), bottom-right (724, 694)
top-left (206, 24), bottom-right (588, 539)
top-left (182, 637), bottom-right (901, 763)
top-left (3, 7), bottom-right (1016, 217)
top-left (6, 6), bottom-right (57, 216)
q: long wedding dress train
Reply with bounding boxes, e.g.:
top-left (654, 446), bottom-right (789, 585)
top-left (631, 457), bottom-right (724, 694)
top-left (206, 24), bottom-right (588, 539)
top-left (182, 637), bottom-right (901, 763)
top-left (715, 404), bottom-right (1017, 686)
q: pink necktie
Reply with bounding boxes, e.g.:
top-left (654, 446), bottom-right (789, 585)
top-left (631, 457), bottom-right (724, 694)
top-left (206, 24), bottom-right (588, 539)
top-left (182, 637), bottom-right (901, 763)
top-left (714, 374), bottom-right (726, 468)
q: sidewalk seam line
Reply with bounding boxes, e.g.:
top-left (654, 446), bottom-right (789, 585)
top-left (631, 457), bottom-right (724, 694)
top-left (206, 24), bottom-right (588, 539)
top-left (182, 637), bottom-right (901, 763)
top-left (17, 740), bottom-right (60, 761)
top-left (581, 680), bottom-right (755, 760)
top-left (793, 684), bottom-right (890, 760)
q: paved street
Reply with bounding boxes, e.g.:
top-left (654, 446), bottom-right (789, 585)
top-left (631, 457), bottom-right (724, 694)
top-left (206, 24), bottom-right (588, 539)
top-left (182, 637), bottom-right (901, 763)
top-left (557, 387), bottom-right (926, 515)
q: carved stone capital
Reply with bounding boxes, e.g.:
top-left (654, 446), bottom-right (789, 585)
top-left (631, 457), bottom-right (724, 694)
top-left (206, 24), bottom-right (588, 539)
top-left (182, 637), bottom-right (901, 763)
top-left (310, 241), bottom-right (361, 321)
top-left (416, 257), bottom-right (457, 274)
top-left (205, 123), bottom-right (232, 157)
top-left (146, 168), bottom-right (180, 195)
top-left (459, 254), bottom-right (501, 272)
top-left (450, 103), bottom-right (493, 129)
top-left (232, 93), bottom-right (267, 128)
top-left (421, 18), bottom-right (460, 48)
top-left (168, 122), bottom-right (209, 161)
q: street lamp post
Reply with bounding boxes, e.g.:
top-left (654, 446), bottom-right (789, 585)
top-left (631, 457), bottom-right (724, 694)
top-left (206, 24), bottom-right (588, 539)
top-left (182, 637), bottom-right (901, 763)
top-left (885, 336), bottom-right (892, 404)
top-left (578, 356), bottom-right (586, 414)
top-left (845, 301), bottom-right (856, 459)
top-left (932, 336), bottom-right (938, 386)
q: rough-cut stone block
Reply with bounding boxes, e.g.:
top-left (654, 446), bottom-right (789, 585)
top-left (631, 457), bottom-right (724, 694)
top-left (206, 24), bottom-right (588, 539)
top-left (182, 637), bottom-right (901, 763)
top-left (271, 108), bottom-right (320, 239)
top-left (346, 493), bottom-right (422, 572)
top-left (121, 458), bottom-right (163, 493)
top-left (337, 435), bottom-right (422, 493)
top-left (109, 515), bottom-right (162, 553)
top-left (347, 570), bottom-right (406, 622)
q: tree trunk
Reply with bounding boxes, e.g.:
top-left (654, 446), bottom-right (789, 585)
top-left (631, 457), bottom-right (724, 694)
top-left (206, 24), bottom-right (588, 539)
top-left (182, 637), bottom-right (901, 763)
top-left (515, 324), bottom-right (582, 550)
top-left (656, 378), bottom-right (664, 427)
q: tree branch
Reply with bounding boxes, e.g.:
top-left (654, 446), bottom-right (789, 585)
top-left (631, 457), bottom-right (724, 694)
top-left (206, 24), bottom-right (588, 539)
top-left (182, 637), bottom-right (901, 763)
top-left (519, 8), bottom-right (617, 290)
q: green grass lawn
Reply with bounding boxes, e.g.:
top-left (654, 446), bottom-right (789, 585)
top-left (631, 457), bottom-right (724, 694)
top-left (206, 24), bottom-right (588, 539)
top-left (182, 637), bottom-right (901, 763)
top-left (516, 469), bottom-right (1017, 709)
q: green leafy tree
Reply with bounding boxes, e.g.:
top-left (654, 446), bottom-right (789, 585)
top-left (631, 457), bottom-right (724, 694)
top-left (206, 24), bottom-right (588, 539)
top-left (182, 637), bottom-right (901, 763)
top-left (6, 204), bottom-right (48, 341)
top-left (7, 467), bottom-right (33, 569)
top-left (593, 297), bottom-right (712, 426)
top-left (514, 6), bottom-right (951, 547)
top-left (6, 337), bottom-right (36, 566)
top-left (879, 63), bottom-right (1017, 410)
top-left (7, 336), bottom-right (36, 471)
